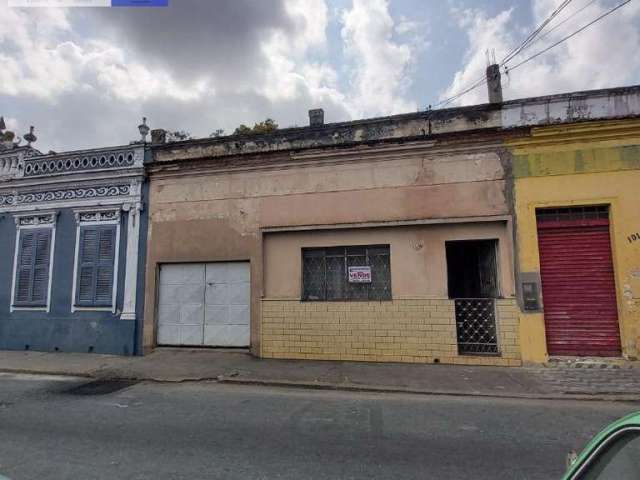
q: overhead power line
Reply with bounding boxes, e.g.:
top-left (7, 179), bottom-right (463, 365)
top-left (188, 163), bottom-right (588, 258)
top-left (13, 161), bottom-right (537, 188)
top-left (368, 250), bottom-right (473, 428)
top-left (435, 0), bottom-right (574, 109)
top-left (434, 77), bottom-right (488, 108)
top-left (506, 0), bottom-right (632, 72)
top-left (432, 0), bottom-right (630, 109)
top-left (501, 0), bottom-right (574, 65)
top-left (526, 0), bottom-right (599, 50)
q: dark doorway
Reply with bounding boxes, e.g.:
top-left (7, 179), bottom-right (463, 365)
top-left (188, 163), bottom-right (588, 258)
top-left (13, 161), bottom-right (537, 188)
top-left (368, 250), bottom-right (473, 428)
top-left (445, 239), bottom-right (500, 355)
top-left (445, 239), bottom-right (500, 299)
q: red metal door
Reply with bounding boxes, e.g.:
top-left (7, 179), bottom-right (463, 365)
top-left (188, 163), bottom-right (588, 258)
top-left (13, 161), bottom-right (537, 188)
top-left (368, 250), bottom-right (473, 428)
top-left (537, 212), bottom-right (621, 357)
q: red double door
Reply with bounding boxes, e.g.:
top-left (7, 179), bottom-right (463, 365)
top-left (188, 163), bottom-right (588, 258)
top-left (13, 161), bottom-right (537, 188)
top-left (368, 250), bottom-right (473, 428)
top-left (537, 214), bottom-right (621, 357)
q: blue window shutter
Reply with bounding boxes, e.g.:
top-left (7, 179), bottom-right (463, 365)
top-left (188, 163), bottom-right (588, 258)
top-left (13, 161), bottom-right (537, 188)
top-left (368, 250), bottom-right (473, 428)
top-left (15, 231), bottom-right (35, 304)
top-left (77, 226), bottom-right (116, 307)
top-left (31, 230), bottom-right (51, 303)
top-left (77, 228), bottom-right (98, 305)
top-left (95, 227), bottom-right (115, 304)
top-left (14, 229), bottom-right (51, 306)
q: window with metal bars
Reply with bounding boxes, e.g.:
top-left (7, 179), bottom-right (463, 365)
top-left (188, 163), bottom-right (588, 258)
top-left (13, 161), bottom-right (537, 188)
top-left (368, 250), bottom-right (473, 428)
top-left (75, 225), bottom-right (116, 307)
top-left (536, 205), bottom-right (609, 222)
top-left (302, 245), bottom-right (391, 301)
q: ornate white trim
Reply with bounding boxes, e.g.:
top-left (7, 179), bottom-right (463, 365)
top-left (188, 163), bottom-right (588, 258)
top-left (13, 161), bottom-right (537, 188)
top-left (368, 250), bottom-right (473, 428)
top-left (120, 202), bottom-right (143, 321)
top-left (0, 155), bottom-right (20, 179)
top-left (0, 184), bottom-right (132, 207)
top-left (23, 149), bottom-right (140, 177)
top-left (70, 208), bottom-right (121, 314)
top-left (74, 208), bottom-right (121, 225)
top-left (14, 212), bottom-right (57, 227)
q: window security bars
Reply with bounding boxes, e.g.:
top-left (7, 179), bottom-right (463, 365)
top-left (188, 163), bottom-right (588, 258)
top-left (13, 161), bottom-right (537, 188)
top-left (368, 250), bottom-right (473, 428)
top-left (302, 245), bottom-right (391, 301)
top-left (536, 205), bottom-right (608, 222)
top-left (454, 298), bottom-right (499, 355)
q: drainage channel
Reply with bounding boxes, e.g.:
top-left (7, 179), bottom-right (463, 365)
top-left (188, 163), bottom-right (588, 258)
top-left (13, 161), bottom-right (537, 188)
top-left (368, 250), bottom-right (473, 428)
top-left (62, 379), bottom-right (138, 396)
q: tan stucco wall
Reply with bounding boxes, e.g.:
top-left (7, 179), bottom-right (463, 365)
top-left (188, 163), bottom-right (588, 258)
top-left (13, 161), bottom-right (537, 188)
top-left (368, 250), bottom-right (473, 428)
top-left (144, 144), bottom-right (513, 356)
top-left (263, 223), bottom-right (515, 299)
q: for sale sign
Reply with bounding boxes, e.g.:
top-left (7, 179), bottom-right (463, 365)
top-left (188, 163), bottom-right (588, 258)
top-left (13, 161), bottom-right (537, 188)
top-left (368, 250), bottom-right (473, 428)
top-left (348, 266), bottom-right (372, 283)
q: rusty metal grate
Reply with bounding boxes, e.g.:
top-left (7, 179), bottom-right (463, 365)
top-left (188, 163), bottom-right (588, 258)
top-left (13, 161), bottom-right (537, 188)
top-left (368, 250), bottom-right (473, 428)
top-left (302, 245), bottom-right (391, 301)
top-left (455, 298), bottom-right (499, 355)
top-left (536, 205), bottom-right (608, 222)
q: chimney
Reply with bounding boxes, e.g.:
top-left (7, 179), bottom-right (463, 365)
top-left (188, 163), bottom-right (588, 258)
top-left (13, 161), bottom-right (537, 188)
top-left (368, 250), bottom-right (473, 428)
top-left (151, 129), bottom-right (167, 144)
top-left (486, 64), bottom-right (503, 104)
top-left (308, 108), bottom-right (324, 127)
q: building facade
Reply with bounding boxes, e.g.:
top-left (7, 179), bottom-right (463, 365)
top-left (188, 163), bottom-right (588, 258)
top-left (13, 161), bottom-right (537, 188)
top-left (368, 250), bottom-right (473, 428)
top-left (0, 141), bottom-right (148, 355)
top-left (144, 108), bottom-right (524, 366)
top-left (509, 118), bottom-right (640, 363)
top-left (143, 84), bottom-right (640, 366)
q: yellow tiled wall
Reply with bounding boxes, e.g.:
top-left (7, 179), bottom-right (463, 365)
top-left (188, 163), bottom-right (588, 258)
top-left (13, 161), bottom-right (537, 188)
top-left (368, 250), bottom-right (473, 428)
top-left (261, 298), bottom-right (520, 366)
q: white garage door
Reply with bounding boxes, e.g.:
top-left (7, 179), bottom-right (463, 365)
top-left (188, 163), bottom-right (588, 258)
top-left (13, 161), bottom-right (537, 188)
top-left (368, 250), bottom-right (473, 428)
top-left (157, 262), bottom-right (250, 347)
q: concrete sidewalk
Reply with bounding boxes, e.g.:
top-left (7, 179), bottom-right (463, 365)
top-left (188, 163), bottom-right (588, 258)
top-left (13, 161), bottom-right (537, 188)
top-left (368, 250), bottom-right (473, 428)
top-left (0, 348), bottom-right (639, 401)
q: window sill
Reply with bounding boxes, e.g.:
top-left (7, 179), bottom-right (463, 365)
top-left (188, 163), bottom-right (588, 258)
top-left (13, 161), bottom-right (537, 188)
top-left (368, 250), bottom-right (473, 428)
top-left (73, 306), bottom-right (114, 312)
top-left (11, 306), bottom-right (47, 312)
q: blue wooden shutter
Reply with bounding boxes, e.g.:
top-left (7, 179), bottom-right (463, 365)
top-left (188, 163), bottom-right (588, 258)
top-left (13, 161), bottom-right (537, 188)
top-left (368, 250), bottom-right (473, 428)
top-left (77, 226), bottom-right (116, 307)
top-left (15, 231), bottom-right (35, 304)
top-left (95, 227), bottom-right (116, 305)
top-left (14, 229), bottom-right (51, 306)
top-left (77, 228), bottom-right (98, 305)
top-left (32, 230), bottom-right (52, 303)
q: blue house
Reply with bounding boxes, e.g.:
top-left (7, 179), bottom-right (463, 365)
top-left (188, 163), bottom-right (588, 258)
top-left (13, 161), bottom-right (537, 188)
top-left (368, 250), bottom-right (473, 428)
top-left (0, 125), bottom-right (148, 355)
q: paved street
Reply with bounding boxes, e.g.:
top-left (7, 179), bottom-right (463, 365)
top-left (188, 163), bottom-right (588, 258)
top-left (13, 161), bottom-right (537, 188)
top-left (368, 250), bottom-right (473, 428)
top-left (0, 374), bottom-right (638, 479)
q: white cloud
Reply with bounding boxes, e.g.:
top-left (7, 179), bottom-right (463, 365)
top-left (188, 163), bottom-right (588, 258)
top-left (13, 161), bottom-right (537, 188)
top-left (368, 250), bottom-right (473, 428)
top-left (340, 0), bottom-right (418, 117)
top-left (441, 0), bottom-right (640, 106)
top-left (0, 3), bottom-right (211, 103)
top-left (1, 0), bottom-right (427, 151)
top-left (0, 0), bottom-right (348, 149)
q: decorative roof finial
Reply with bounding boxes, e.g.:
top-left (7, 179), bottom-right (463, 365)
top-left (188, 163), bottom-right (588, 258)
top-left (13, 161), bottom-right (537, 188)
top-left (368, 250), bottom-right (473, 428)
top-left (0, 117), bottom-right (6, 133)
top-left (23, 126), bottom-right (37, 146)
top-left (138, 117), bottom-right (150, 143)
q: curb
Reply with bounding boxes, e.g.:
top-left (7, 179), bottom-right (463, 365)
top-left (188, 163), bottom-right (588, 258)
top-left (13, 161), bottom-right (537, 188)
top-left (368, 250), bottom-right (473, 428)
top-left (0, 368), bottom-right (94, 379)
top-left (217, 376), bottom-right (640, 402)
top-left (2, 368), bottom-right (640, 402)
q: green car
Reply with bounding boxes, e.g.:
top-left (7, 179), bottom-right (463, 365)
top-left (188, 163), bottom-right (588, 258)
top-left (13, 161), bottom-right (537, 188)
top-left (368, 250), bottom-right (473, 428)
top-left (563, 411), bottom-right (640, 479)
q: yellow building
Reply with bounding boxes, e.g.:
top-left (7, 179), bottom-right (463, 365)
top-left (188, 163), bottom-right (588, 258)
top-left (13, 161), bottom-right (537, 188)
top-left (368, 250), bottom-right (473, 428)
top-left (508, 119), bottom-right (640, 363)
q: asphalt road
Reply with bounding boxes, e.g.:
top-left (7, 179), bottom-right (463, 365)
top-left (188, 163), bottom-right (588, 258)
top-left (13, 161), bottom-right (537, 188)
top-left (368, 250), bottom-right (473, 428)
top-left (0, 373), bottom-right (637, 480)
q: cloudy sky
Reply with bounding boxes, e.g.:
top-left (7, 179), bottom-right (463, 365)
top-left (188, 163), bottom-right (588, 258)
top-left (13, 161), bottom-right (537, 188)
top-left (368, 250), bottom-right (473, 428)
top-left (1, 0), bottom-right (639, 152)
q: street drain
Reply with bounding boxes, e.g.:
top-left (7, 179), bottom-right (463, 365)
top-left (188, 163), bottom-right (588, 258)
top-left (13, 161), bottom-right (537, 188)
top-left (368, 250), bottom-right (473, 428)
top-left (64, 380), bottom-right (137, 396)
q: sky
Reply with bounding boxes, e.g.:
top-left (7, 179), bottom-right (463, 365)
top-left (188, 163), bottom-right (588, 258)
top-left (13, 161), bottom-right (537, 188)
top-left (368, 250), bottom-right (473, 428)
top-left (1, 0), bottom-right (640, 152)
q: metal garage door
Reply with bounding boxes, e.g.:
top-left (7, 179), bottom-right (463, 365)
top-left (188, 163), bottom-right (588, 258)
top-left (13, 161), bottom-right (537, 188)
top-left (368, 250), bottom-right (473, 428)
top-left (537, 207), bottom-right (621, 357)
top-left (157, 262), bottom-right (250, 347)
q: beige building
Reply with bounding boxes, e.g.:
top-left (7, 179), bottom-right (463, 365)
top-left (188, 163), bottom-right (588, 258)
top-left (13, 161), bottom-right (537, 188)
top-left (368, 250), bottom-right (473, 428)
top-left (144, 106), bottom-right (522, 366)
top-left (143, 84), bottom-right (640, 366)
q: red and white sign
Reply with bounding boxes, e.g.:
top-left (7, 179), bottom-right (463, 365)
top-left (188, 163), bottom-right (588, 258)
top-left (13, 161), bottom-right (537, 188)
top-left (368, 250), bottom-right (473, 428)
top-left (348, 266), bottom-right (371, 283)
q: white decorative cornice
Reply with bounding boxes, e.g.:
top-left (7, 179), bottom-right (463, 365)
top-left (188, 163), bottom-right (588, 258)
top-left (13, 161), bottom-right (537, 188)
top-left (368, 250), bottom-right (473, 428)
top-left (22, 147), bottom-right (144, 178)
top-left (74, 208), bottom-right (122, 225)
top-left (74, 207), bottom-right (122, 225)
top-left (14, 211), bottom-right (58, 227)
top-left (0, 184), bottom-right (132, 208)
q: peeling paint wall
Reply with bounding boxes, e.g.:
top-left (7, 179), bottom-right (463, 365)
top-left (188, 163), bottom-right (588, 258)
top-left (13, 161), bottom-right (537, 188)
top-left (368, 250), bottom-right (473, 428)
top-left (144, 139), bottom-right (516, 356)
top-left (152, 86), bottom-right (640, 166)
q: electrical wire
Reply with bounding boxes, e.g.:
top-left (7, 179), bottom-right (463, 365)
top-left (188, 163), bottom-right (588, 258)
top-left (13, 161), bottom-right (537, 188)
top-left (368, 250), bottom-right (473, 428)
top-left (506, 0), bottom-right (632, 72)
top-left (435, 0), bottom-right (574, 109)
top-left (432, 0), bottom-right (629, 109)
top-left (434, 77), bottom-right (488, 108)
top-left (526, 0), bottom-right (599, 49)
top-left (501, 0), bottom-right (574, 65)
